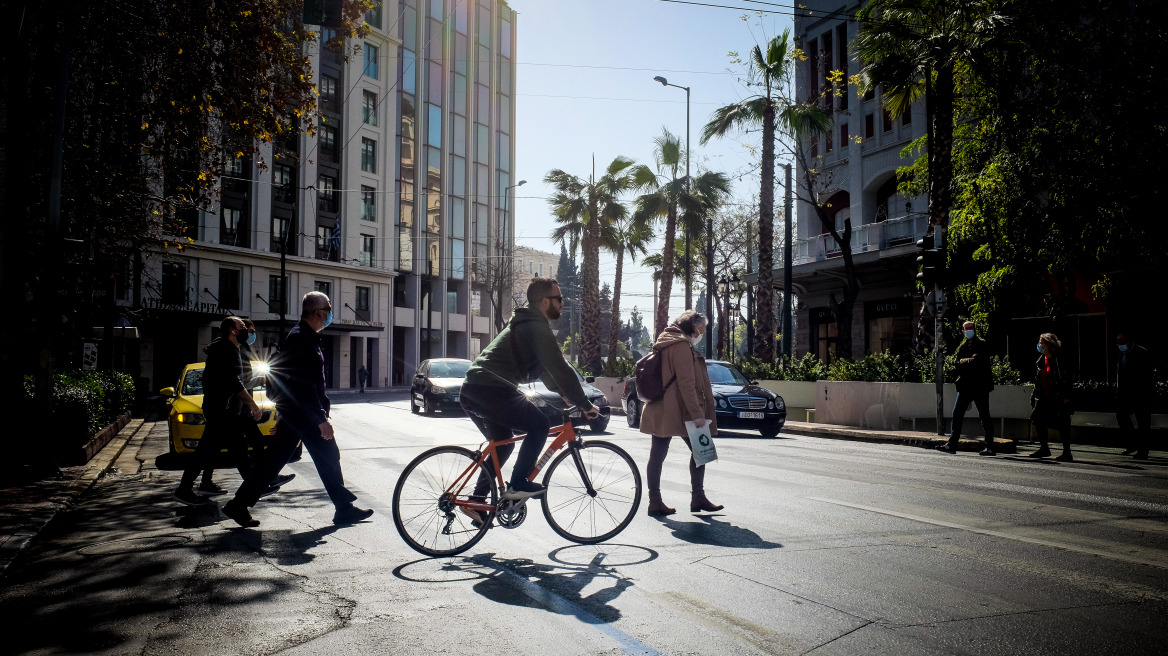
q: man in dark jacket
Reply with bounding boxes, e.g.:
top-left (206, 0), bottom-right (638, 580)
top-left (936, 321), bottom-right (997, 456)
top-left (459, 277), bottom-right (599, 507)
top-left (1115, 333), bottom-right (1155, 459)
top-left (221, 292), bottom-right (372, 527)
top-left (173, 316), bottom-right (262, 506)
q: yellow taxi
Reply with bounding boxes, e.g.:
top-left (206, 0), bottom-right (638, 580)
top-left (159, 361), bottom-right (278, 459)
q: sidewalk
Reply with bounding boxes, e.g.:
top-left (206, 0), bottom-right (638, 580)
top-left (0, 415), bottom-right (154, 580)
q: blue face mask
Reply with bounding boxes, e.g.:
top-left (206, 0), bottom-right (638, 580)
top-left (323, 310), bottom-right (334, 329)
top-left (1118, 343), bottom-right (1129, 352)
top-left (964, 329), bottom-right (975, 340)
top-left (247, 332), bottom-right (257, 346)
top-left (1036, 343), bottom-right (1045, 354)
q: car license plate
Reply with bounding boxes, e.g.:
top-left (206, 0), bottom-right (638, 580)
top-left (738, 411), bottom-right (765, 419)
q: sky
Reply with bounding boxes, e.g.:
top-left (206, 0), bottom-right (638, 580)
top-left (506, 0), bottom-right (796, 325)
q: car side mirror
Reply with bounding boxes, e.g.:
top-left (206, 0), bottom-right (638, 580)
top-left (159, 387), bottom-right (175, 398)
top-left (585, 376), bottom-right (595, 383)
top-left (750, 380), bottom-right (759, 385)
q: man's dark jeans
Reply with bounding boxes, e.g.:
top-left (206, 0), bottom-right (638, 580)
top-left (235, 417), bottom-right (356, 509)
top-left (1116, 397), bottom-right (1152, 454)
top-left (459, 382), bottom-right (551, 496)
top-left (180, 412), bottom-right (251, 489)
top-left (949, 391), bottom-right (994, 447)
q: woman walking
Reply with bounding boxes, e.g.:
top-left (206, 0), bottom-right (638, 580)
top-left (1028, 332), bottom-right (1075, 461)
top-left (639, 310), bottom-right (723, 515)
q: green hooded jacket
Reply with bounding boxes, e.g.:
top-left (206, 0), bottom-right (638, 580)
top-left (464, 307), bottom-right (595, 410)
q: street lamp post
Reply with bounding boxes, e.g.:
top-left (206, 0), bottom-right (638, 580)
top-left (500, 179), bottom-right (526, 326)
top-left (653, 76), bottom-right (708, 355)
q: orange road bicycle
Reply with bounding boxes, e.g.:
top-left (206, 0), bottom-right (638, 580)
top-left (392, 407), bottom-right (642, 557)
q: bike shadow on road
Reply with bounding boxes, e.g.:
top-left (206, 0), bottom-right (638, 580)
top-left (394, 546), bottom-right (658, 624)
top-left (653, 513), bottom-right (783, 550)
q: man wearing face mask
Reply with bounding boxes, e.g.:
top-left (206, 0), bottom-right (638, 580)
top-left (1114, 333), bottom-right (1154, 459)
top-left (222, 292), bottom-right (373, 527)
top-left (936, 320), bottom-right (996, 456)
top-left (173, 316), bottom-right (262, 507)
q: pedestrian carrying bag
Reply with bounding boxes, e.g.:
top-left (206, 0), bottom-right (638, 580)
top-left (634, 342), bottom-right (682, 403)
top-left (686, 420), bottom-right (718, 466)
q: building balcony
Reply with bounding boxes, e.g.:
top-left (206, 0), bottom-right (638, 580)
top-left (793, 213), bottom-right (927, 266)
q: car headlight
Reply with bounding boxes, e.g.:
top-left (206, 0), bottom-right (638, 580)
top-left (176, 413), bottom-right (205, 425)
top-left (717, 398), bottom-right (727, 408)
top-left (181, 439), bottom-right (200, 448)
top-left (252, 362), bottom-right (271, 376)
top-left (431, 385), bottom-right (446, 394)
top-left (597, 395), bottom-right (608, 406)
top-left (775, 399), bottom-right (785, 409)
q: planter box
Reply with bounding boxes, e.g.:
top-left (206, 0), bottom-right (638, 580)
top-left (591, 377), bottom-right (628, 415)
top-left (62, 411), bottom-right (132, 466)
top-left (756, 381), bottom-right (817, 419)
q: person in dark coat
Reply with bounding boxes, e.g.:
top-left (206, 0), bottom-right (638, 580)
top-left (1027, 332), bottom-right (1074, 461)
top-left (173, 316), bottom-right (262, 506)
top-left (221, 292), bottom-right (372, 527)
top-left (936, 321), bottom-right (996, 456)
top-left (1115, 333), bottom-right (1155, 460)
top-left (358, 364), bottom-right (368, 393)
top-left (194, 319), bottom-right (295, 498)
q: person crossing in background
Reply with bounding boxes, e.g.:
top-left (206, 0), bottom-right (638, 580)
top-left (936, 321), bottom-right (997, 456)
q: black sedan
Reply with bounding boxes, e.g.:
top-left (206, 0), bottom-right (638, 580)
top-left (623, 359), bottom-right (786, 438)
top-left (411, 358), bottom-right (472, 414)
top-left (519, 368), bottom-right (612, 433)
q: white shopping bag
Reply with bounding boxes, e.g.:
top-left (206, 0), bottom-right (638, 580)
top-left (685, 420), bottom-right (718, 466)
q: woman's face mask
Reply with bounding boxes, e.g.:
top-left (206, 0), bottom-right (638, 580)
top-left (1037, 343), bottom-right (1045, 354)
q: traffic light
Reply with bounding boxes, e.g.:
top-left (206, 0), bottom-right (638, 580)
top-left (916, 233), bottom-right (945, 287)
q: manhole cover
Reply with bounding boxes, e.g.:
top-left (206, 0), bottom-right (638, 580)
top-left (78, 534), bottom-right (193, 556)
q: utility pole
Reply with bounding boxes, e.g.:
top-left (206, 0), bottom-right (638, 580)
top-left (782, 163), bottom-right (793, 358)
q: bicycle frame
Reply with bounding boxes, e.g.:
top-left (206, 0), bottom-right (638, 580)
top-left (446, 413), bottom-right (588, 516)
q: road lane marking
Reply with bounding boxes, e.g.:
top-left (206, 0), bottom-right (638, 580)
top-left (806, 497), bottom-right (1168, 571)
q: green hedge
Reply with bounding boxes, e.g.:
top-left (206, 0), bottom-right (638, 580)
top-left (22, 370), bottom-right (136, 446)
top-left (737, 351), bottom-right (1022, 386)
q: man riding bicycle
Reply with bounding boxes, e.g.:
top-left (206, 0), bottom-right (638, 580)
top-left (459, 276), bottom-right (600, 506)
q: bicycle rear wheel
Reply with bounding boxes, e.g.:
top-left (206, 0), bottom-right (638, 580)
top-left (541, 440), bottom-right (641, 544)
top-left (393, 446), bottom-right (497, 557)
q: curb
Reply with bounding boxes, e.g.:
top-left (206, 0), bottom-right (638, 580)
top-left (781, 421), bottom-right (1016, 453)
top-left (0, 417), bottom-right (149, 580)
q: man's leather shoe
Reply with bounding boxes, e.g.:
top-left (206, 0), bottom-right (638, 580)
top-left (222, 500), bottom-right (260, 527)
top-left (1027, 449), bottom-right (1051, 458)
top-left (979, 448), bottom-right (996, 456)
top-left (935, 443), bottom-right (958, 454)
top-left (333, 504), bottom-right (374, 524)
top-left (1055, 452), bottom-right (1074, 462)
top-left (271, 473), bottom-right (296, 488)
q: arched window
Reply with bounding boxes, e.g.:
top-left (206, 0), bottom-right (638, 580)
top-left (821, 190), bottom-right (851, 235)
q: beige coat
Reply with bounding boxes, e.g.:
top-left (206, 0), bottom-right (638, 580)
top-left (638, 326), bottom-right (718, 438)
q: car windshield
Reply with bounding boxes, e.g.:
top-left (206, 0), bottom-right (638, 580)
top-left (429, 361), bottom-right (470, 378)
top-left (706, 362), bottom-right (749, 386)
top-left (181, 369), bottom-right (204, 395)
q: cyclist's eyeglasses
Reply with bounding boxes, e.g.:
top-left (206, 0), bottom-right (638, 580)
top-left (545, 295), bottom-right (563, 303)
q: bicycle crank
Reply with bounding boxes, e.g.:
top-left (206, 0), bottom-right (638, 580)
top-left (494, 498), bottom-right (528, 529)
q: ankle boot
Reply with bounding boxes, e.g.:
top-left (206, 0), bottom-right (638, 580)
top-left (646, 497), bottom-right (675, 516)
top-left (690, 492), bottom-right (723, 513)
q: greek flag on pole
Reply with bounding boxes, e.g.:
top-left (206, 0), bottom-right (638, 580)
top-left (330, 223), bottom-right (341, 252)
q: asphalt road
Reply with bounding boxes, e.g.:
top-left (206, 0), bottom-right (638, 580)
top-left (4, 391), bottom-right (1167, 655)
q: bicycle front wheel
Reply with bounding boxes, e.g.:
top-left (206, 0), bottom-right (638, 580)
top-left (541, 440), bottom-right (641, 544)
top-left (393, 446), bottom-right (497, 557)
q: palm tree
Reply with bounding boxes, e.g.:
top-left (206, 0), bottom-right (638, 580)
top-left (701, 29), bottom-right (831, 362)
top-left (601, 210), bottom-right (654, 369)
top-left (635, 129), bottom-right (731, 336)
top-left (546, 156), bottom-right (645, 374)
top-left (853, 0), bottom-right (1003, 233)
